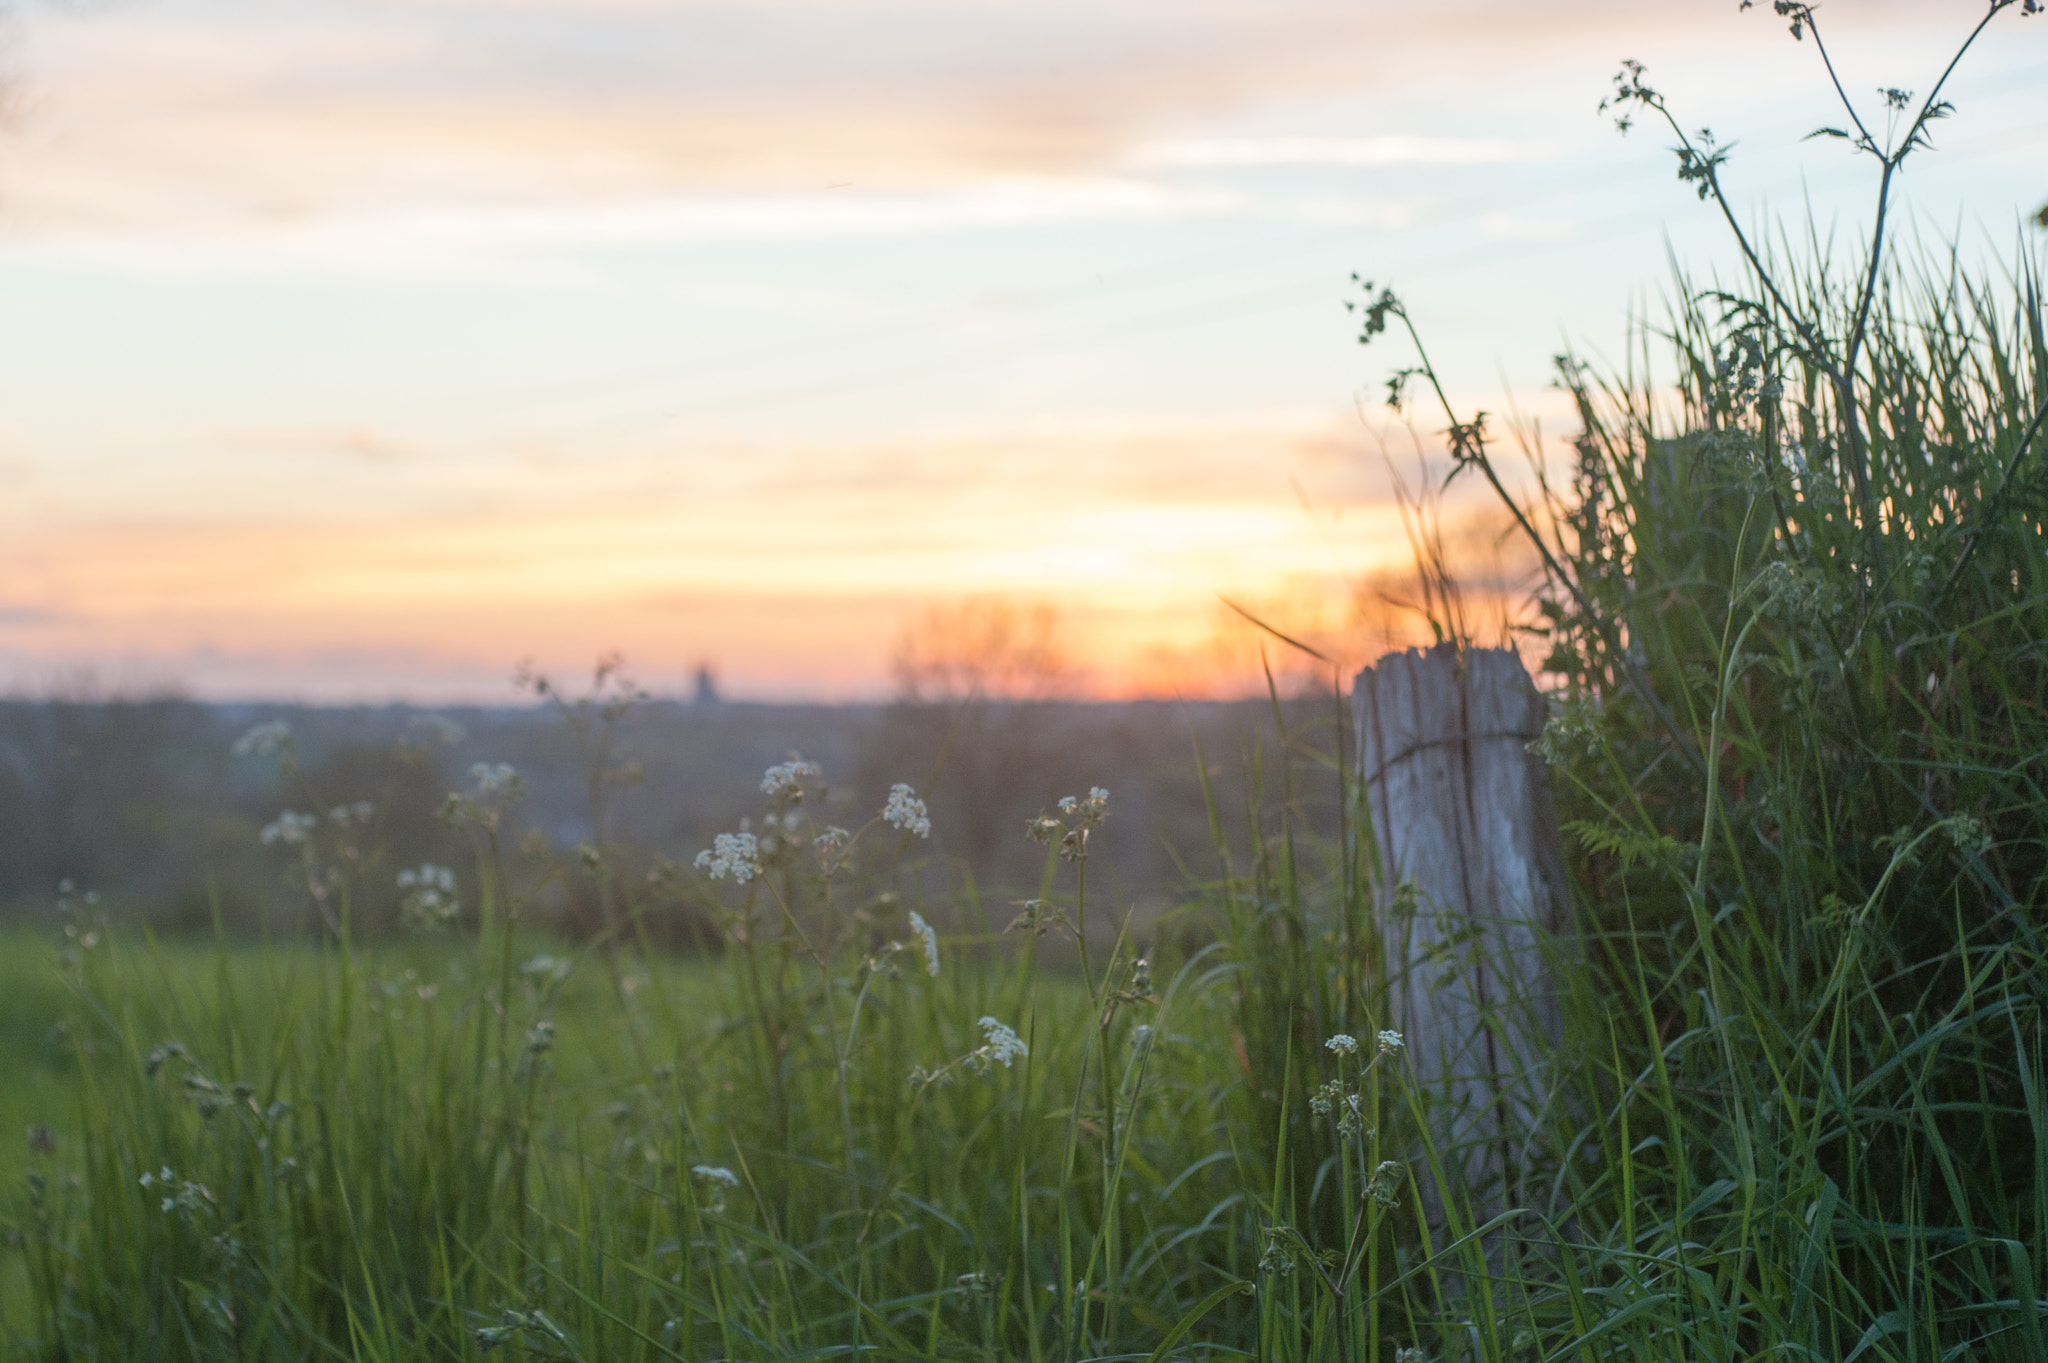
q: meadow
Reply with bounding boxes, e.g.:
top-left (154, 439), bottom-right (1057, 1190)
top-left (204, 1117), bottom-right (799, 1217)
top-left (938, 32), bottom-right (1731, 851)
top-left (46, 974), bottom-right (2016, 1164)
top-left (5, 5), bottom-right (2048, 1360)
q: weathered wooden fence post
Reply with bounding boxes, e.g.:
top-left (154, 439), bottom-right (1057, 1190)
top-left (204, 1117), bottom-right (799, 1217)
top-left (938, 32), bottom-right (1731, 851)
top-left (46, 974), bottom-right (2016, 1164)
top-left (1354, 643), bottom-right (1569, 1222)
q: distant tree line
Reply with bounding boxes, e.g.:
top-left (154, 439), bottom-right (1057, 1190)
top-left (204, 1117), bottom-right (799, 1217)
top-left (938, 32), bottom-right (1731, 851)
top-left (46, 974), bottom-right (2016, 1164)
top-left (0, 693), bottom-right (1338, 941)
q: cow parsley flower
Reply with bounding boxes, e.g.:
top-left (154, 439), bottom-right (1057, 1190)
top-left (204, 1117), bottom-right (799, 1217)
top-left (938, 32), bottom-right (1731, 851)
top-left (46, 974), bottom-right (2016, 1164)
top-left (1325, 1033), bottom-right (1359, 1057)
top-left (977, 1016), bottom-right (1028, 1068)
top-left (760, 757), bottom-right (822, 802)
top-left (397, 863), bottom-right (459, 932)
top-left (883, 783), bottom-right (931, 838)
top-left (471, 763), bottom-right (521, 797)
top-left (260, 811), bottom-right (318, 846)
top-left (231, 719), bottom-right (293, 759)
top-left (690, 1163), bottom-right (739, 1213)
top-left (908, 909), bottom-right (940, 976)
top-left (1377, 1029), bottom-right (1405, 1055)
top-left (695, 832), bottom-right (762, 883)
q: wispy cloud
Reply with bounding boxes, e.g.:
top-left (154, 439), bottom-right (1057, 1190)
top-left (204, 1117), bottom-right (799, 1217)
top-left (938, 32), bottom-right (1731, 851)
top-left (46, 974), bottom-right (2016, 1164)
top-left (0, 0), bottom-right (1803, 236)
top-left (1134, 136), bottom-right (1557, 169)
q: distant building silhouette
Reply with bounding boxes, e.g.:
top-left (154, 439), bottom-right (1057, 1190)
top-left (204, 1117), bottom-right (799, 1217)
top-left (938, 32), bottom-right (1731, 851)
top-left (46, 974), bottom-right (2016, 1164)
top-left (692, 664), bottom-right (722, 706)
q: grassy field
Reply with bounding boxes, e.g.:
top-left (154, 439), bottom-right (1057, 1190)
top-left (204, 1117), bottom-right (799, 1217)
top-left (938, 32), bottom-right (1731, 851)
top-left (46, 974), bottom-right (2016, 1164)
top-left (4, 9), bottom-right (2047, 1361)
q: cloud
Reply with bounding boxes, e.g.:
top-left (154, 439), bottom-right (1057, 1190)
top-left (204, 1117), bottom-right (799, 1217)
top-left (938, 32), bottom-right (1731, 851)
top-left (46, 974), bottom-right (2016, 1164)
top-left (1, 0), bottom-right (1934, 235)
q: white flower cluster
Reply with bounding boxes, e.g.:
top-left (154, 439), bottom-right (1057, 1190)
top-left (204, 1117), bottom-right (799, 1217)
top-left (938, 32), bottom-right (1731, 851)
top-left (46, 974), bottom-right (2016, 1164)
top-left (231, 720), bottom-right (292, 759)
top-left (883, 783), bottom-right (931, 838)
top-left (138, 1165), bottom-right (215, 1218)
top-left (260, 811), bottom-right (318, 846)
top-left (977, 1016), bottom-right (1028, 1068)
top-left (397, 863), bottom-right (459, 932)
top-left (691, 1163), bottom-right (740, 1213)
top-left (471, 763), bottom-right (521, 797)
top-left (695, 832), bottom-right (762, 884)
top-left (1325, 1033), bottom-right (1359, 1056)
top-left (1377, 1029), bottom-right (1404, 1055)
top-left (760, 757), bottom-right (822, 802)
top-left (1058, 787), bottom-right (1111, 819)
top-left (908, 910), bottom-right (940, 977)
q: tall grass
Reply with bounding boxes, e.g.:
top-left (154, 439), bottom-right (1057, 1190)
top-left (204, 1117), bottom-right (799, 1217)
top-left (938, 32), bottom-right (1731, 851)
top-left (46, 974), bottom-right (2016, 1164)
top-left (8, 5), bottom-right (2048, 1360)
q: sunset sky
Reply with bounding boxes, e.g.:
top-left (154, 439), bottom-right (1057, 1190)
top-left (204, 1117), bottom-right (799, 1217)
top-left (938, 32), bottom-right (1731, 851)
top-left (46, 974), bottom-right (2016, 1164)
top-left (0, 0), bottom-right (2040, 700)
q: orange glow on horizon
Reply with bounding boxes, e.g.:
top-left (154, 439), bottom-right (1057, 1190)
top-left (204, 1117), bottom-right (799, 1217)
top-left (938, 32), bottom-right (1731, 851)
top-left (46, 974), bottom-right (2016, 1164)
top-left (0, 422), bottom-right (1436, 701)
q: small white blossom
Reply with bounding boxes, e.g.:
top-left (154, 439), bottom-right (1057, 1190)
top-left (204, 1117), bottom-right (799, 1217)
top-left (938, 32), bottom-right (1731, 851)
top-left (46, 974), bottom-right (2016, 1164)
top-left (978, 1016), bottom-right (1028, 1068)
top-left (760, 757), bottom-right (822, 802)
top-left (908, 910), bottom-right (940, 977)
top-left (695, 832), bottom-right (762, 883)
top-left (397, 863), bottom-right (460, 932)
top-left (883, 783), bottom-right (931, 838)
top-left (1376, 1029), bottom-right (1404, 1055)
top-left (231, 720), bottom-right (292, 758)
top-left (260, 811), bottom-right (318, 846)
top-left (1325, 1033), bottom-right (1359, 1057)
top-left (328, 801), bottom-right (375, 827)
top-left (690, 1162), bottom-right (739, 1213)
top-left (470, 763), bottom-right (521, 796)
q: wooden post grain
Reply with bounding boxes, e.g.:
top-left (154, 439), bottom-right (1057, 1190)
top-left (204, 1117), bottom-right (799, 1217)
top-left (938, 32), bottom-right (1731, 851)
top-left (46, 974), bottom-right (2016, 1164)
top-left (1354, 643), bottom-right (1569, 1221)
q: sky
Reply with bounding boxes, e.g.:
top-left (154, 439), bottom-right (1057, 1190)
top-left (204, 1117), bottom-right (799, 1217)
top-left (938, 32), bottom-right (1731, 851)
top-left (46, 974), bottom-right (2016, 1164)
top-left (0, 0), bottom-right (2040, 702)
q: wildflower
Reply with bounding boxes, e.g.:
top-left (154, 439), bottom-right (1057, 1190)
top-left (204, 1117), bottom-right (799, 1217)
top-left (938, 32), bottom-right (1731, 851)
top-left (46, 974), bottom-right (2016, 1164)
top-left (397, 863), bottom-right (459, 932)
top-left (1395, 1349), bottom-right (1428, 1363)
top-left (260, 811), bottom-right (318, 846)
top-left (327, 801), bottom-right (375, 827)
top-left (814, 825), bottom-right (850, 854)
top-left (471, 762), bottom-right (521, 796)
top-left (1377, 1029), bottom-right (1404, 1055)
top-left (1025, 814), bottom-right (1063, 845)
top-left (1325, 1033), bottom-right (1359, 1057)
top-left (1944, 814), bottom-right (1993, 859)
top-left (691, 1163), bottom-right (739, 1213)
top-left (908, 909), bottom-right (940, 977)
top-left (141, 1166), bottom-right (215, 1219)
top-left (1120, 956), bottom-right (1154, 1002)
top-left (143, 1042), bottom-right (190, 1077)
top-left (1259, 1229), bottom-right (1295, 1275)
top-left (1005, 898), bottom-right (1059, 937)
top-left (231, 719), bottom-right (292, 758)
top-left (977, 1016), bottom-right (1028, 1068)
top-left (1309, 1080), bottom-right (1343, 1116)
top-left (439, 762), bottom-right (525, 830)
top-left (695, 832), bottom-right (762, 883)
top-left (1366, 1159), bottom-right (1404, 1208)
top-left (883, 783), bottom-right (931, 838)
top-left (760, 757), bottom-right (822, 802)
top-left (521, 954), bottom-right (572, 983)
